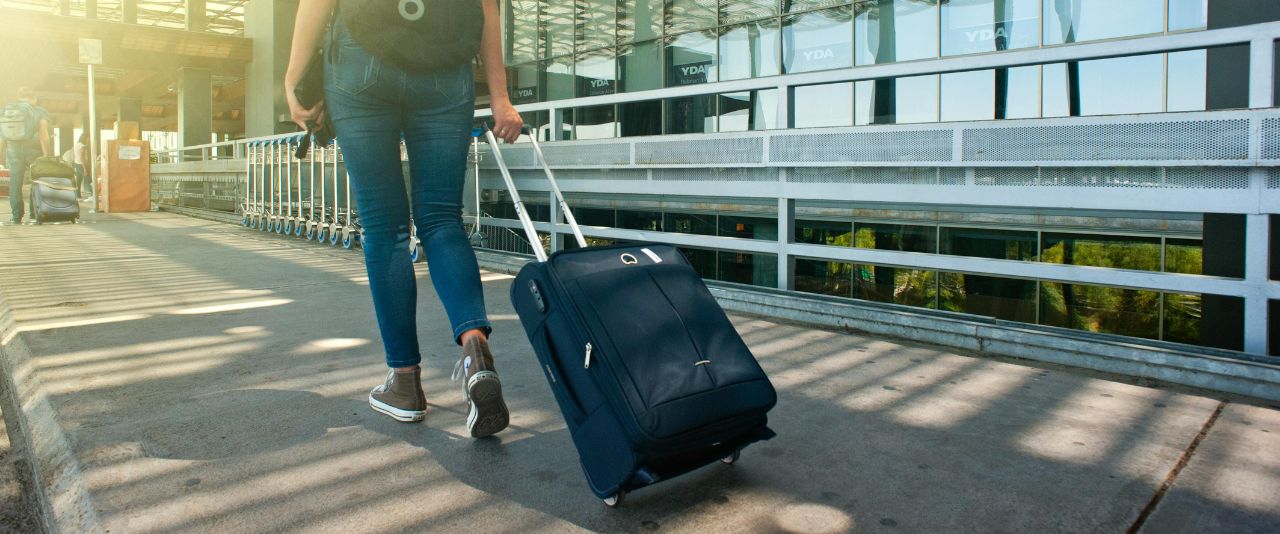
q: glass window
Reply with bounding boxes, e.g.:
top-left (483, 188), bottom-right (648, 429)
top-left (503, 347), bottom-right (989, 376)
top-left (720, 216), bottom-right (779, 240)
top-left (940, 66), bottom-right (1042, 121)
top-left (665, 212), bottom-right (717, 235)
top-left (543, 57), bottom-right (575, 101)
top-left (941, 0), bottom-right (1039, 56)
top-left (852, 264), bottom-right (937, 308)
top-left (508, 63), bottom-right (542, 105)
top-left (718, 251), bottom-right (779, 287)
top-left (679, 247), bottom-right (719, 278)
top-left (785, 0), bottom-right (853, 13)
top-left (1163, 292), bottom-right (1202, 345)
top-left (575, 105), bottom-right (619, 139)
top-left (666, 0), bottom-right (719, 34)
top-left (1040, 282), bottom-right (1161, 340)
top-left (855, 0), bottom-right (939, 66)
top-left (576, 49), bottom-right (617, 97)
top-left (1040, 233), bottom-right (1161, 271)
top-left (794, 82), bottom-right (853, 128)
top-left (855, 75), bottom-right (939, 125)
top-left (941, 227), bottom-right (1037, 261)
top-left (938, 273), bottom-right (1037, 322)
top-left (619, 40), bottom-right (664, 92)
top-left (617, 209), bottom-right (664, 231)
top-left (720, 20), bottom-right (782, 81)
top-left (666, 31), bottom-right (718, 86)
top-left (796, 259), bottom-right (854, 298)
top-left (855, 222), bottom-right (938, 253)
top-left (721, 0), bottom-right (779, 25)
top-left (1043, 0), bottom-right (1164, 45)
top-left (719, 90), bottom-right (779, 132)
top-left (1168, 0), bottom-right (1208, 31)
top-left (505, 0), bottom-right (542, 63)
top-left (666, 95), bottom-right (716, 134)
top-left (1043, 54), bottom-right (1165, 117)
top-left (620, 100), bottom-right (663, 136)
top-left (577, 0), bottom-right (618, 52)
top-left (620, 0), bottom-right (664, 43)
top-left (1167, 50), bottom-right (1207, 112)
top-left (796, 219), bottom-right (853, 245)
top-left (782, 6), bottom-right (854, 73)
top-left (541, 2), bottom-right (575, 58)
top-left (572, 207), bottom-right (615, 226)
top-left (1164, 238), bottom-right (1203, 275)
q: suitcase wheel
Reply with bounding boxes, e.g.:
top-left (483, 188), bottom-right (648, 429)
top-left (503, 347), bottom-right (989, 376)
top-left (722, 450), bottom-right (741, 465)
top-left (602, 491), bottom-right (625, 508)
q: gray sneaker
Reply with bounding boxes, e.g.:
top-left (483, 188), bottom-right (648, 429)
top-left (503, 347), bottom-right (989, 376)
top-left (369, 367), bottom-right (426, 422)
top-left (451, 337), bottom-right (509, 438)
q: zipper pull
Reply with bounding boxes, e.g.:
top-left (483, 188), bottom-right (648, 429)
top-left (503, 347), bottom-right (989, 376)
top-left (584, 342), bottom-right (593, 369)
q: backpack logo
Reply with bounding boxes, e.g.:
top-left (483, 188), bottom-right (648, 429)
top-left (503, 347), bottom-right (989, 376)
top-left (399, 0), bottom-right (425, 21)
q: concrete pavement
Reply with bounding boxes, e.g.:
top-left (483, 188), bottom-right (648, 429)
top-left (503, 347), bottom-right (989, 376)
top-left (0, 206), bottom-right (1277, 533)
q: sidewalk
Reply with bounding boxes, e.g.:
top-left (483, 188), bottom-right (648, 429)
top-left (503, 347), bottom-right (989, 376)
top-left (0, 204), bottom-right (1277, 533)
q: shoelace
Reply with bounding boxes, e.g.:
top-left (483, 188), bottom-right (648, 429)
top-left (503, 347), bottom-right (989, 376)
top-left (450, 356), bottom-right (468, 382)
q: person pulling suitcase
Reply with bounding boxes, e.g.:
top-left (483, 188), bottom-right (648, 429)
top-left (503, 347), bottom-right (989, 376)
top-left (284, 0), bottom-right (523, 436)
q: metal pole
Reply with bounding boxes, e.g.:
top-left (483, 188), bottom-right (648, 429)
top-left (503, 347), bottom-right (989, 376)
top-left (87, 63), bottom-right (99, 212)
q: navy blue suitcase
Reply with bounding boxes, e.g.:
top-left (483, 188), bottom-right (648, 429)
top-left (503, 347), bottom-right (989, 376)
top-left (490, 129), bottom-right (777, 506)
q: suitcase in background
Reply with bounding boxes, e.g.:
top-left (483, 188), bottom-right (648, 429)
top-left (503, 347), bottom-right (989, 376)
top-left (30, 176), bottom-right (79, 223)
top-left (492, 128), bottom-right (777, 507)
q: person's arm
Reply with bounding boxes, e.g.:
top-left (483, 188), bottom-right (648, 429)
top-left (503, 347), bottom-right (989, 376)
top-left (285, 0), bottom-right (337, 130)
top-left (38, 118), bottom-right (51, 157)
top-left (481, 0), bottom-right (523, 143)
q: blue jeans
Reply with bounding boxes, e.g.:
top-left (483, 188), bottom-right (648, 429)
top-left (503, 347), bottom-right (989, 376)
top-left (325, 21), bottom-right (490, 368)
top-left (5, 146), bottom-right (39, 222)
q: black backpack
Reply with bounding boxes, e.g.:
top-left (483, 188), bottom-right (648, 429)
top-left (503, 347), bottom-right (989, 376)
top-left (339, 0), bottom-right (484, 74)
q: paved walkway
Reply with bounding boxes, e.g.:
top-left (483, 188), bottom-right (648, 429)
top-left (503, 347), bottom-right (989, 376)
top-left (0, 206), bottom-right (1277, 533)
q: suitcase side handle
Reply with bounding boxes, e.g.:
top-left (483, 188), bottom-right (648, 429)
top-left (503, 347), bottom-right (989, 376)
top-left (531, 324), bottom-right (588, 425)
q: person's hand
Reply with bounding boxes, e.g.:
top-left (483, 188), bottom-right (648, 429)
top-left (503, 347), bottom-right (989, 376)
top-left (286, 80), bottom-right (325, 132)
top-left (491, 100), bottom-right (523, 144)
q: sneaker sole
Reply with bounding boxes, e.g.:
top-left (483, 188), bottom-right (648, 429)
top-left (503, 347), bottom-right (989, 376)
top-left (466, 371), bottom-right (509, 438)
top-left (369, 393), bottom-right (425, 423)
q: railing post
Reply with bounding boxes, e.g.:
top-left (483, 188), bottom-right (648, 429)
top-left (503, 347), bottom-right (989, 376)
top-left (777, 197), bottom-right (795, 291)
top-left (1251, 37), bottom-right (1276, 108)
top-left (1244, 213), bottom-right (1271, 354)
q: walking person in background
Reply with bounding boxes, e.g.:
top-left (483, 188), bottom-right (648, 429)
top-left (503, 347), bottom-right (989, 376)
top-left (284, 0), bottom-right (523, 437)
top-left (0, 87), bottom-right (52, 224)
top-left (62, 132), bottom-right (89, 201)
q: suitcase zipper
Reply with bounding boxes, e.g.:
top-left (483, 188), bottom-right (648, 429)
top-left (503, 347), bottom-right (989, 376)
top-left (584, 342), bottom-right (593, 369)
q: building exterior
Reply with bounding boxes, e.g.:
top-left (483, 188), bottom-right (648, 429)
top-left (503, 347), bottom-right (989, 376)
top-left (478, 0), bottom-right (1279, 355)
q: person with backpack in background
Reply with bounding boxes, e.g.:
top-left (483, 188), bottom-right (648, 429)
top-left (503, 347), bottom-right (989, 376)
top-left (0, 87), bottom-right (52, 224)
top-left (61, 132), bottom-right (89, 201)
top-left (285, 0), bottom-right (523, 436)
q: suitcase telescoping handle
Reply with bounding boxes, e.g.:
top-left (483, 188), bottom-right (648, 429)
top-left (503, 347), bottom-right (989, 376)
top-left (482, 124), bottom-right (588, 263)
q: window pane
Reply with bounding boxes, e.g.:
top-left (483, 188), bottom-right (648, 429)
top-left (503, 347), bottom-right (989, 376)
top-left (854, 222), bottom-right (937, 253)
top-left (620, 100), bottom-right (663, 136)
top-left (666, 31), bottom-right (718, 86)
top-left (796, 259), bottom-right (854, 298)
top-left (1167, 50), bottom-right (1207, 112)
top-left (854, 75), bottom-right (939, 125)
top-left (942, 66), bottom-right (1043, 121)
top-left (543, 57), bottom-right (575, 101)
top-left (796, 219), bottom-right (853, 245)
top-left (721, 0), bottom-right (779, 25)
top-left (508, 63), bottom-right (542, 105)
top-left (617, 209), bottom-right (663, 230)
top-left (1040, 282), bottom-right (1161, 340)
top-left (938, 273), bottom-right (1037, 322)
top-left (719, 252), bottom-right (779, 287)
top-left (1044, 54), bottom-right (1165, 117)
top-left (573, 207), bottom-right (616, 226)
top-left (1168, 0), bottom-right (1208, 31)
top-left (575, 105), bottom-right (618, 139)
top-left (782, 7), bottom-right (854, 73)
top-left (620, 0), bottom-right (664, 43)
top-left (666, 95), bottom-right (717, 134)
top-left (1043, 0), bottom-right (1164, 44)
top-left (1164, 238), bottom-right (1203, 275)
top-left (679, 247), bottom-right (719, 278)
top-left (1040, 233), bottom-right (1161, 271)
top-left (1163, 292), bottom-right (1202, 345)
top-left (576, 49), bottom-right (617, 97)
top-left (855, 0), bottom-right (939, 66)
top-left (719, 90), bottom-right (779, 132)
top-left (541, 2), bottom-right (575, 57)
top-left (942, 0), bottom-right (1040, 56)
top-left (720, 20), bottom-right (782, 81)
top-left (720, 216), bottom-right (779, 240)
top-left (666, 0), bottom-right (718, 34)
top-left (506, 0), bottom-right (542, 63)
top-left (941, 227), bottom-right (1038, 261)
top-left (665, 212), bottom-right (717, 235)
top-left (619, 40), bottom-right (664, 92)
top-left (794, 82), bottom-right (852, 128)
top-left (853, 264), bottom-right (937, 308)
top-left (577, 0), bottom-right (617, 52)
top-left (785, 0), bottom-right (850, 13)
